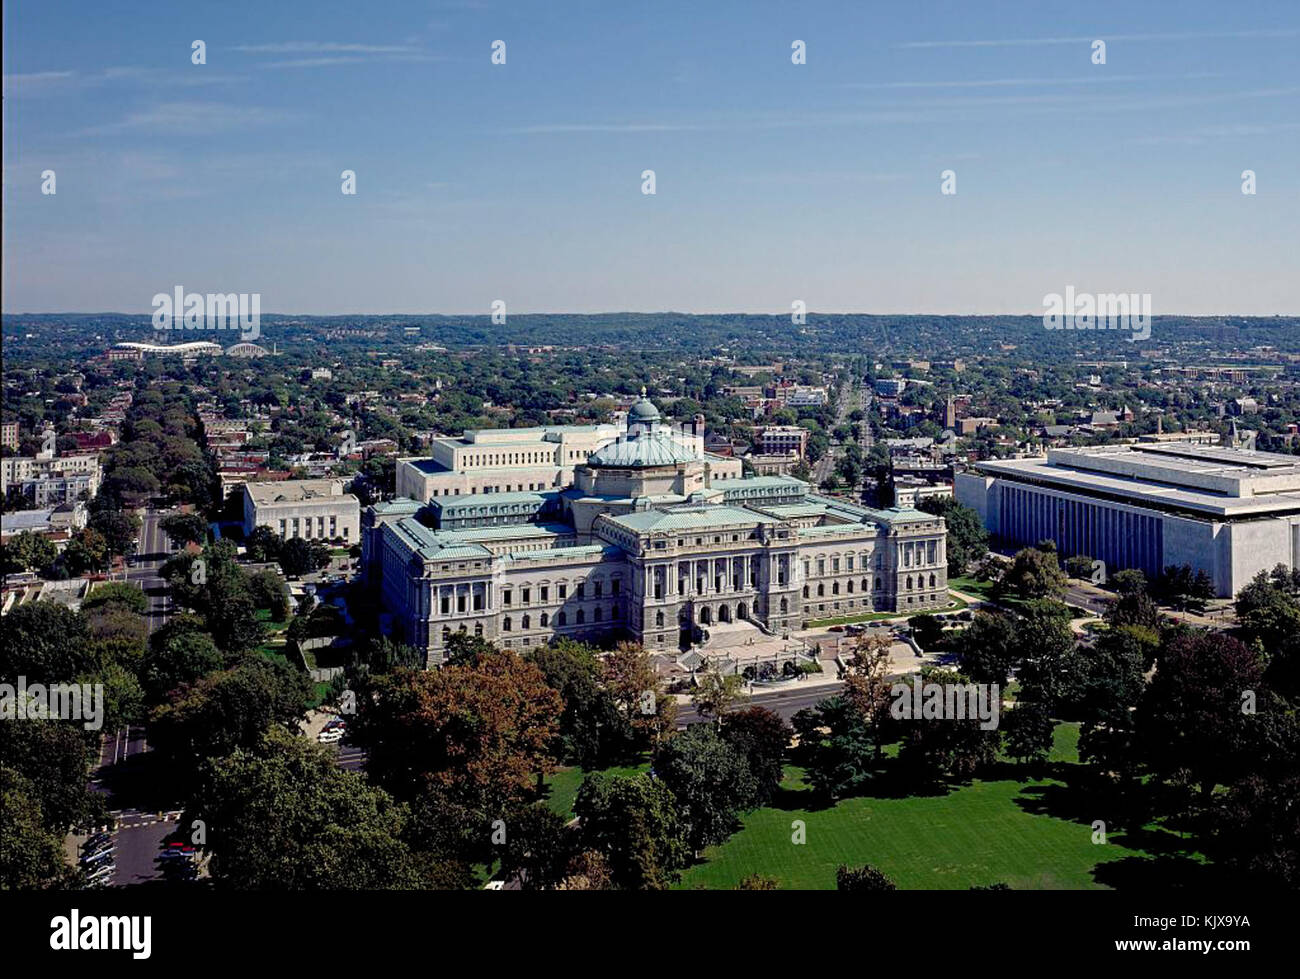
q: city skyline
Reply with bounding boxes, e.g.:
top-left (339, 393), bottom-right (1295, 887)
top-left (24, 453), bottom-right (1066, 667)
top-left (4, 0), bottom-right (1299, 316)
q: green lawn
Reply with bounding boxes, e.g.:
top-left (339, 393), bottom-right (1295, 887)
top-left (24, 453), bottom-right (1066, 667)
top-left (948, 577), bottom-right (1091, 618)
top-left (804, 609), bottom-right (905, 628)
top-left (949, 575), bottom-right (1007, 603)
top-left (804, 594), bottom-right (971, 630)
top-left (543, 758), bottom-right (650, 819)
top-left (676, 723), bottom-right (1205, 890)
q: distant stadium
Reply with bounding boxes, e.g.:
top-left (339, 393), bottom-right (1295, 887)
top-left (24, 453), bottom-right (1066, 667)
top-left (112, 340), bottom-right (223, 356)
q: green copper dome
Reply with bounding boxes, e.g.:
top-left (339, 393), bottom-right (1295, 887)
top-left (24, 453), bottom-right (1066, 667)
top-left (588, 433), bottom-right (697, 468)
top-left (628, 397), bottom-right (661, 423)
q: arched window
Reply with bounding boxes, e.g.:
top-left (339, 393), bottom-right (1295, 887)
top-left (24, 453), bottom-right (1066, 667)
top-left (862, 578), bottom-right (869, 591)
top-left (847, 580), bottom-right (854, 593)
top-left (557, 611), bottom-right (567, 626)
top-left (802, 585), bottom-right (809, 598)
top-left (522, 614), bottom-right (531, 630)
top-left (503, 616), bottom-right (512, 632)
top-left (905, 577), bottom-right (912, 591)
top-left (817, 584), bottom-right (824, 597)
top-left (929, 573), bottom-right (937, 588)
top-left (874, 578), bottom-right (881, 591)
top-left (442, 627), bottom-right (451, 643)
top-left (540, 613), bottom-right (549, 627)
top-left (474, 623), bottom-right (483, 637)
top-left (594, 607), bottom-right (603, 622)
top-left (656, 611), bottom-right (665, 627)
top-left (832, 582), bottom-right (839, 595)
top-left (780, 598), bottom-right (788, 614)
top-left (577, 609), bottom-right (585, 624)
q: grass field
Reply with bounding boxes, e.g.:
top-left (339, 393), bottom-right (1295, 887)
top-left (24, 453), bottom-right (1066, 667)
top-left (804, 597), bottom-right (968, 630)
top-left (676, 723), bottom-right (1205, 890)
top-left (543, 758), bottom-right (650, 819)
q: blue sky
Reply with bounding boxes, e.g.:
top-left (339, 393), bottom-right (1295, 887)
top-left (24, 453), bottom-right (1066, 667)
top-left (3, 0), bottom-right (1297, 315)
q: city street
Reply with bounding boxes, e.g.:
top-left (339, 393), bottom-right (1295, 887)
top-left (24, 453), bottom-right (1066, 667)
top-left (86, 724), bottom-right (182, 887)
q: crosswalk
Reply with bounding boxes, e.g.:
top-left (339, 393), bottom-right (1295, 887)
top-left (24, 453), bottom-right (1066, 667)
top-left (89, 809), bottom-right (185, 832)
top-left (333, 744), bottom-right (367, 772)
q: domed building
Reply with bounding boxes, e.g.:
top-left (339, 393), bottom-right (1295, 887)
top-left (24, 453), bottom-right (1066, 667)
top-left (571, 389), bottom-right (730, 505)
top-left (365, 391), bottom-right (950, 665)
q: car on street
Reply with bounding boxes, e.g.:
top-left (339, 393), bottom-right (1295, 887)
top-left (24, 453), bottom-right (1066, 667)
top-left (318, 728), bottom-right (344, 744)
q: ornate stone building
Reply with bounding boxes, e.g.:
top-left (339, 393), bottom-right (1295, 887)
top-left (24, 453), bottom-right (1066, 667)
top-left (363, 394), bottom-right (948, 664)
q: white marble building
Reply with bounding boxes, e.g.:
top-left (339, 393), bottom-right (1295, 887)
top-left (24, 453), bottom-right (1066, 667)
top-left (363, 395), bottom-right (948, 665)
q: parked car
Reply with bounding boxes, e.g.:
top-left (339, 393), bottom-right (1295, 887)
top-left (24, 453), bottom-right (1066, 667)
top-left (318, 728), bottom-right (344, 744)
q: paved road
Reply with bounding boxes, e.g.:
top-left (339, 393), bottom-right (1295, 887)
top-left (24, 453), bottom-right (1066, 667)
top-left (331, 743), bottom-right (368, 772)
top-left (1063, 584), bottom-right (1111, 615)
top-left (131, 508), bottom-right (176, 635)
top-left (86, 725), bottom-right (181, 887)
top-left (676, 681), bottom-right (845, 726)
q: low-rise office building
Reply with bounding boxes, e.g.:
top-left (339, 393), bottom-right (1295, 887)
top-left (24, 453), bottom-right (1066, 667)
top-left (242, 478), bottom-right (360, 543)
top-left (956, 442), bottom-right (1300, 597)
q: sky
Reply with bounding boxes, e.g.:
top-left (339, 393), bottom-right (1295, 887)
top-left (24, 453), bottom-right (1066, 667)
top-left (3, 0), bottom-right (1298, 316)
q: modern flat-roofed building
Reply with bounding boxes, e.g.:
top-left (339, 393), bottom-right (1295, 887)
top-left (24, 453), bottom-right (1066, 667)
top-left (365, 394), bottom-right (947, 665)
top-left (394, 401), bottom-right (733, 501)
top-left (242, 478), bottom-right (360, 543)
top-left (395, 421), bottom-right (623, 501)
top-left (956, 443), bottom-right (1300, 597)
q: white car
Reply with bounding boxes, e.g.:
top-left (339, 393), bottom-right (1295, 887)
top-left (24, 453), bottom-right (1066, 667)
top-left (483, 881), bottom-right (505, 891)
top-left (317, 728), bottom-right (344, 744)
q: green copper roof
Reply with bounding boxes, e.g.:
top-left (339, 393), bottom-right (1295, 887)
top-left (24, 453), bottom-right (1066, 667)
top-left (603, 505), bottom-right (776, 533)
top-left (587, 433), bottom-right (697, 468)
top-left (628, 396), bottom-right (661, 422)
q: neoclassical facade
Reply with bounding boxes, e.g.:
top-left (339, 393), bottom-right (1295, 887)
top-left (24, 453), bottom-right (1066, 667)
top-left (363, 395), bottom-right (948, 664)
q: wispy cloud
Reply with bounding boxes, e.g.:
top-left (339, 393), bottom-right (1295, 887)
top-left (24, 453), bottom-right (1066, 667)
top-left (3, 66), bottom-right (245, 96)
top-left (897, 29), bottom-right (1299, 49)
top-left (82, 101), bottom-right (294, 135)
top-left (3, 70), bottom-right (76, 85)
top-left (844, 73), bottom-right (1223, 90)
top-left (1, 71), bottom-right (77, 94)
top-left (234, 41), bottom-right (419, 54)
top-left (1129, 121), bottom-right (1300, 146)
top-left (265, 54), bottom-right (440, 69)
top-left (233, 41), bottom-right (437, 70)
top-left (505, 121), bottom-right (714, 134)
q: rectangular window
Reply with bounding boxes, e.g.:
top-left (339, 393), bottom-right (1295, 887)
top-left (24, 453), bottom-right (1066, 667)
top-left (522, 588), bottom-right (531, 604)
top-left (540, 586), bottom-right (549, 602)
top-left (503, 590), bottom-right (512, 606)
top-left (558, 584), bottom-right (567, 599)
